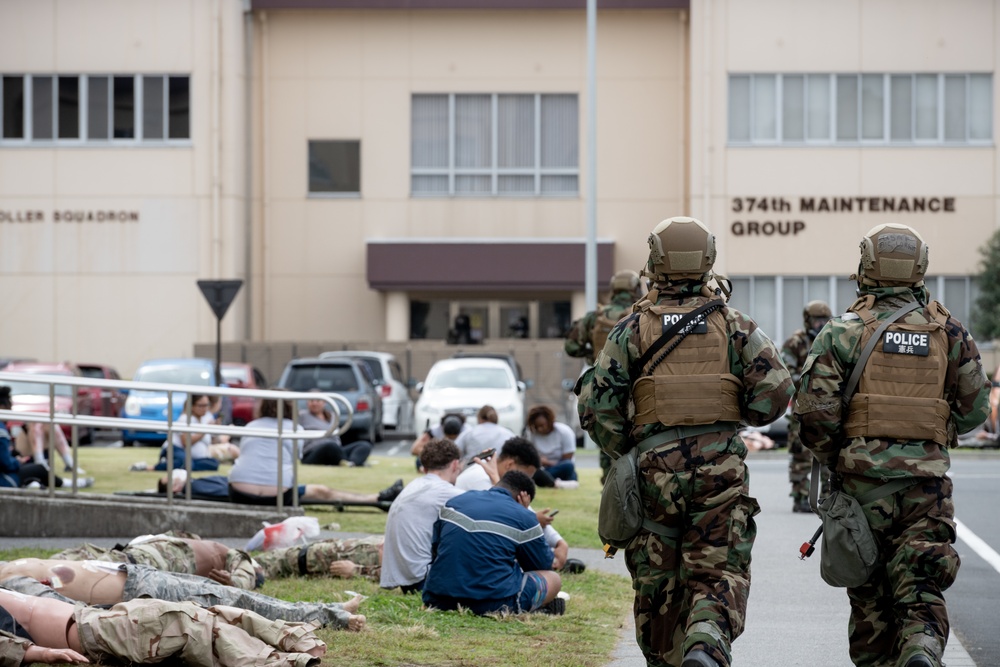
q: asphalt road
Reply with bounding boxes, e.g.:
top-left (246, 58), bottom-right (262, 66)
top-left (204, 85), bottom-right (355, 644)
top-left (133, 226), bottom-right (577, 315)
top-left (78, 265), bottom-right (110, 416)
top-left (376, 437), bottom-right (998, 666)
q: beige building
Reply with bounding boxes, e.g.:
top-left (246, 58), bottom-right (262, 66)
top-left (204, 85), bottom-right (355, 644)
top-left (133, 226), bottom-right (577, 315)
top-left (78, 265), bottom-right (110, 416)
top-left (0, 0), bottom-right (996, 381)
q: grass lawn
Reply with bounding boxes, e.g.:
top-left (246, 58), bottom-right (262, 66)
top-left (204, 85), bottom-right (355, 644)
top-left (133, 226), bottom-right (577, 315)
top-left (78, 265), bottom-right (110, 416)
top-left (2, 443), bottom-right (634, 667)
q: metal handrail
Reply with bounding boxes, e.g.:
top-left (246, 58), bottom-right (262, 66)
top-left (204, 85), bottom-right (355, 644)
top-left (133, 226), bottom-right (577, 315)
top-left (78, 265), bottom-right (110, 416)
top-left (0, 371), bottom-right (355, 510)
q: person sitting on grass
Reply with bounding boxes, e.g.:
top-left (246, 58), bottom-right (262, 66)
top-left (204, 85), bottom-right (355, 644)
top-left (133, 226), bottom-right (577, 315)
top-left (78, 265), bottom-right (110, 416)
top-left (381, 438), bottom-right (465, 593)
top-left (0, 586), bottom-right (327, 667)
top-left (422, 470), bottom-right (565, 616)
top-left (455, 436), bottom-right (585, 575)
top-left (297, 391), bottom-right (372, 467)
top-left (144, 394), bottom-right (402, 507)
top-left (0, 387), bottom-right (93, 490)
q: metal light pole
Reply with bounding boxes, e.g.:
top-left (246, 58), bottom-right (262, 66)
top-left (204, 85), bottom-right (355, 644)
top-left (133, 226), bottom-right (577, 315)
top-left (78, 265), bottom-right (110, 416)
top-left (584, 0), bottom-right (598, 312)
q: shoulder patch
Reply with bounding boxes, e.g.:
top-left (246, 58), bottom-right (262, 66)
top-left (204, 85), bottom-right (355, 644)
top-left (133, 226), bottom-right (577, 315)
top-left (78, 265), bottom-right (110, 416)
top-left (841, 313), bottom-right (860, 321)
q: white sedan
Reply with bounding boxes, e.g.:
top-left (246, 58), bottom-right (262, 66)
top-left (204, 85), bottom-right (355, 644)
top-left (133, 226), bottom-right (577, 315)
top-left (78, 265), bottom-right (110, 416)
top-left (413, 358), bottom-right (526, 435)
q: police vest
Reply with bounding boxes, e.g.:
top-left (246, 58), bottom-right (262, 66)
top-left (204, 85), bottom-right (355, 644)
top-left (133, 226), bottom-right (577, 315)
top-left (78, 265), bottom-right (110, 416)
top-left (592, 306), bottom-right (626, 354)
top-left (631, 301), bottom-right (742, 427)
top-left (843, 296), bottom-right (951, 445)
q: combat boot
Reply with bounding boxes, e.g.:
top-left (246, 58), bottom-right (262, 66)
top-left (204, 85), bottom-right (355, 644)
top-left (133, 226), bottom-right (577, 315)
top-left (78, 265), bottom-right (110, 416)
top-left (902, 654), bottom-right (935, 667)
top-left (681, 648), bottom-right (719, 667)
top-left (792, 495), bottom-right (811, 513)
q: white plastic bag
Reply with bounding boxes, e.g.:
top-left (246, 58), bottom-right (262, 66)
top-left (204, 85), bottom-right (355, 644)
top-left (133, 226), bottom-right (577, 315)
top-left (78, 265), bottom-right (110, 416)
top-left (245, 516), bottom-right (321, 552)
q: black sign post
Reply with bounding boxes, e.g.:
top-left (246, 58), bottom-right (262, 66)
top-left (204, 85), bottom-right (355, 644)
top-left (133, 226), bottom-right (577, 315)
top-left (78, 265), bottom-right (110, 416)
top-left (197, 280), bottom-right (243, 385)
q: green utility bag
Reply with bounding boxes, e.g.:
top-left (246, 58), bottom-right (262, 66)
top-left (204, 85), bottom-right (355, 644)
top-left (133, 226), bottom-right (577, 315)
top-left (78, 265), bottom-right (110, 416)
top-left (598, 446), bottom-right (644, 549)
top-left (816, 488), bottom-right (880, 588)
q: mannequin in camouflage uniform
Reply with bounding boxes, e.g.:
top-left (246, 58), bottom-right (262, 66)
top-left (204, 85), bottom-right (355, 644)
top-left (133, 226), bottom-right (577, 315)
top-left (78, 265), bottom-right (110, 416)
top-left (0, 584), bottom-right (325, 667)
top-left (793, 223), bottom-right (990, 667)
top-left (255, 536), bottom-right (383, 581)
top-left (578, 217), bottom-right (792, 667)
top-left (565, 269), bottom-right (643, 483)
top-left (0, 560), bottom-right (364, 631)
top-left (781, 300), bottom-right (832, 513)
top-left (51, 531), bottom-right (260, 590)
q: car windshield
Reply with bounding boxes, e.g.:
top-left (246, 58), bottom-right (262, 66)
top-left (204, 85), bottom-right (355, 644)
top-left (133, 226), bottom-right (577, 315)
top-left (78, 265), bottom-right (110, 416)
top-left (77, 367), bottom-right (104, 379)
top-left (5, 380), bottom-right (73, 397)
top-left (285, 365), bottom-right (359, 392)
top-left (134, 365), bottom-right (214, 386)
top-left (356, 358), bottom-right (384, 381)
top-left (427, 367), bottom-right (512, 390)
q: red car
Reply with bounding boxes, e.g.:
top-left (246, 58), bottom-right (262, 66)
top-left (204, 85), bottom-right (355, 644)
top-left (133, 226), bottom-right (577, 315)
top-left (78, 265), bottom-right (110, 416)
top-left (2, 361), bottom-right (94, 443)
top-left (76, 363), bottom-right (125, 420)
top-left (221, 362), bottom-right (268, 426)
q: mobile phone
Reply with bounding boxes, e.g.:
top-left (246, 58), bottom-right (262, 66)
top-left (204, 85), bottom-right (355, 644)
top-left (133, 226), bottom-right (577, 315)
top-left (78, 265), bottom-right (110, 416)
top-left (466, 448), bottom-right (496, 466)
top-left (547, 509), bottom-right (560, 518)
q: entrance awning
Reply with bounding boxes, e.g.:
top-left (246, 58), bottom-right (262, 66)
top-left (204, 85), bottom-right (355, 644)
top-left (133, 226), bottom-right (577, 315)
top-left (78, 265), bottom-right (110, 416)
top-left (366, 238), bottom-right (616, 291)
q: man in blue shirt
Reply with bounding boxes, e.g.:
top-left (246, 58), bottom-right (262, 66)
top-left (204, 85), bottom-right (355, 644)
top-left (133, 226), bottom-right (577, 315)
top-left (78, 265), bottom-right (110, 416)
top-left (422, 470), bottom-right (564, 615)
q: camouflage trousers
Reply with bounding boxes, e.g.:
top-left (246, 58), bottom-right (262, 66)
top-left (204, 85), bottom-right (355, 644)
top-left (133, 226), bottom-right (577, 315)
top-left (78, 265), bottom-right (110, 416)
top-left (787, 418), bottom-right (829, 499)
top-left (840, 474), bottom-right (959, 667)
top-left (625, 442), bottom-right (759, 667)
top-left (53, 541), bottom-right (189, 573)
top-left (255, 537), bottom-right (384, 581)
top-left (120, 564), bottom-right (353, 630)
top-left (76, 599), bottom-right (323, 667)
top-left (52, 540), bottom-right (259, 591)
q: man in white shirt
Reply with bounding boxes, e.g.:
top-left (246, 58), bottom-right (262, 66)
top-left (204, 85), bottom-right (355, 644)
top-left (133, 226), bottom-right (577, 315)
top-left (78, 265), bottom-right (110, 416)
top-left (454, 405), bottom-right (515, 461)
top-left (380, 438), bottom-right (464, 592)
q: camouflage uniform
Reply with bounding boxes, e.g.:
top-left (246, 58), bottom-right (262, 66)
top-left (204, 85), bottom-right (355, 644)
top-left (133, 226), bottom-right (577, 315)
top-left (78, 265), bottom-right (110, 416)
top-left (255, 537), bottom-right (384, 581)
top-left (565, 289), bottom-right (637, 483)
top-left (1, 563), bottom-right (354, 630)
top-left (781, 328), bottom-right (829, 508)
top-left (793, 284), bottom-right (990, 667)
top-left (579, 277), bottom-right (793, 667)
top-left (0, 598), bottom-right (323, 667)
top-left (77, 600), bottom-right (324, 667)
top-left (564, 290), bottom-right (637, 365)
top-left (52, 534), bottom-right (259, 590)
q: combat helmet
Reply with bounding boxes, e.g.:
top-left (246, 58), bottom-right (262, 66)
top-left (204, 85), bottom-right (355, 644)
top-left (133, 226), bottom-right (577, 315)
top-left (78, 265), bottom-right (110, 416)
top-left (803, 300), bottom-right (832, 337)
top-left (644, 216), bottom-right (717, 282)
top-left (857, 223), bottom-right (929, 286)
top-left (609, 269), bottom-right (641, 295)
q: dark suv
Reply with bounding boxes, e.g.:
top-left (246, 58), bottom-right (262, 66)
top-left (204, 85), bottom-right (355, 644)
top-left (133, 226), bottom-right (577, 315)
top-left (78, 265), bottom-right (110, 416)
top-left (277, 358), bottom-right (383, 443)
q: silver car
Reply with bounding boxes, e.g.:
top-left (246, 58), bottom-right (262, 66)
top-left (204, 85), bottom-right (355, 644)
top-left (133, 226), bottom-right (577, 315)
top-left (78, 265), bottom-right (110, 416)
top-left (319, 350), bottom-right (414, 434)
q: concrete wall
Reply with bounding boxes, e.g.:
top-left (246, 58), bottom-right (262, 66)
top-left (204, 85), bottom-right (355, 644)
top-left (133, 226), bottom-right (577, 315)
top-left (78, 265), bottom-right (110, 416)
top-left (690, 0), bottom-right (998, 277)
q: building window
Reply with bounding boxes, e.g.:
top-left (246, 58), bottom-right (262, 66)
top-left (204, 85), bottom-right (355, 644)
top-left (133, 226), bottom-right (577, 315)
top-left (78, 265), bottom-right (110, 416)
top-left (411, 93), bottom-right (579, 197)
top-left (727, 274), bottom-right (981, 343)
top-left (728, 73), bottom-right (993, 145)
top-left (308, 140), bottom-right (361, 195)
top-left (0, 73), bottom-right (191, 144)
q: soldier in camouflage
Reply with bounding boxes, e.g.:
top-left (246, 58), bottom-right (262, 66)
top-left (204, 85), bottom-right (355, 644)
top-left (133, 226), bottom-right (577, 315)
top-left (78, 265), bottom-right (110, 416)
top-left (781, 300), bottom-right (832, 513)
top-left (578, 217), bottom-right (793, 667)
top-left (565, 269), bottom-right (643, 365)
top-left (51, 531), bottom-right (261, 590)
top-left (255, 536), bottom-right (383, 581)
top-left (565, 269), bottom-right (643, 483)
top-left (793, 223), bottom-right (990, 667)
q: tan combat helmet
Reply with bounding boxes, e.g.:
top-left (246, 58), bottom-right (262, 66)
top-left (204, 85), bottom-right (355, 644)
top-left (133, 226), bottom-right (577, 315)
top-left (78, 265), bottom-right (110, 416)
top-left (609, 269), bottom-right (641, 295)
top-left (644, 216), bottom-right (717, 282)
top-left (858, 223), bottom-right (929, 286)
top-left (803, 300), bottom-right (832, 335)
